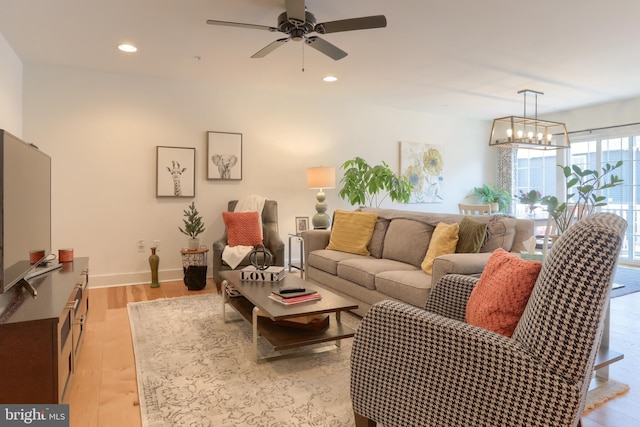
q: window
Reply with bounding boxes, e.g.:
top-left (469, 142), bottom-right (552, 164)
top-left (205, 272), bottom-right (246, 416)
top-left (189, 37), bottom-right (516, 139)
top-left (515, 124), bottom-right (640, 264)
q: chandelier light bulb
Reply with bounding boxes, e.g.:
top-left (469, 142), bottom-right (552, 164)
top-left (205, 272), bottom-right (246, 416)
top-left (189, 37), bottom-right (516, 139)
top-left (517, 130), bottom-right (524, 138)
top-left (527, 131), bottom-right (534, 139)
top-left (506, 128), bottom-right (513, 137)
top-left (537, 133), bottom-right (543, 141)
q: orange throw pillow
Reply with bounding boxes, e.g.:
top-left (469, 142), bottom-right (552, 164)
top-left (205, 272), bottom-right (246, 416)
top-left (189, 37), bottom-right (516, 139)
top-left (466, 248), bottom-right (542, 337)
top-left (222, 211), bottom-right (263, 247)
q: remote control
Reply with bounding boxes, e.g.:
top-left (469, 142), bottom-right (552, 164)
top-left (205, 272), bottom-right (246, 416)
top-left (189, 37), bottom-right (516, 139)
top-left (279, 286), bottom-right (306, 294)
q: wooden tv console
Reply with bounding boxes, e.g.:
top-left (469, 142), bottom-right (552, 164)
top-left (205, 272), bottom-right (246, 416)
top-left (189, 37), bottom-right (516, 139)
top-left (0, 257), bottom-right (89, 403)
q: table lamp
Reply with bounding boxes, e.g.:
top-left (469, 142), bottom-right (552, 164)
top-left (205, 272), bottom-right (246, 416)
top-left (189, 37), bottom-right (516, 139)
top-left (307, 166), bottom-right (336, 229)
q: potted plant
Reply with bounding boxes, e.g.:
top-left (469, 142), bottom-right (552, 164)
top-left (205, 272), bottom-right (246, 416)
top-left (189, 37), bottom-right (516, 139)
top-left (541, 161), bottom-right (623, 234)
top-left (338, 157), bottom-right (413, 207)
top-left (472, 184), bottom-right (512, 213)
top-left (179, 202), bottom-right (206, 250)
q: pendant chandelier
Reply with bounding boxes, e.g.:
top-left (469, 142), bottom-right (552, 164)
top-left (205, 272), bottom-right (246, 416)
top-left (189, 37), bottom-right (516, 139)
top-left (489, 89), bottom-right (570, 150)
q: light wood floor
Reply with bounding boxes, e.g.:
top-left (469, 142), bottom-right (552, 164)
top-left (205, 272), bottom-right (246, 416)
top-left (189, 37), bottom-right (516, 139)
top-left (65, 280), bottom-right (640, 427)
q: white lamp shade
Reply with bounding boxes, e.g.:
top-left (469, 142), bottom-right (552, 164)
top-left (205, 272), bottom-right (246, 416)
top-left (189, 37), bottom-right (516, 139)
top-left (307, 167), bottom-right (336, 189)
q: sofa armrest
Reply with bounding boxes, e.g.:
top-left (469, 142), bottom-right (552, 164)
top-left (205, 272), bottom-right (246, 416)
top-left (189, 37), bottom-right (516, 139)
top-left (431, 252), bottom-right (492, 287)
top-left (301, 230), bottom-right (331, 273)
top-left (351, 300), bottom-right (580, 427)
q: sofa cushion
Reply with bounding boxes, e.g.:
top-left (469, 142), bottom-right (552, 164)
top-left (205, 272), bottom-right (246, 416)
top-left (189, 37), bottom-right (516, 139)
top-left (456, 216), bottom-right (487, 253)
top-left (382, 219), bottom-right (433, 267)
top-left (421, 222), bottom-right (460, 275)
top-left (375, 269), bottom-right (432, 307)
top-left (480, 215), bottom-right (517, 252)
top-left (337, 258), bottom-right (418, 290)
top-left (307, 249), bottom-right (367, 276)
top-left (326, 210), bottom-right (378, 256)
top-left (466, 248), bottom-right (542, 337)
top-left (222, 211), bottom-right (263, 247)
top-left (367, 217), bottom-right (390, 259)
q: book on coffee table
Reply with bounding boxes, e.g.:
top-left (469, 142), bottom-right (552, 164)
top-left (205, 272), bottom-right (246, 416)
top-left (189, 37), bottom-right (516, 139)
top-left (268, 292), bottom-right (322, 305)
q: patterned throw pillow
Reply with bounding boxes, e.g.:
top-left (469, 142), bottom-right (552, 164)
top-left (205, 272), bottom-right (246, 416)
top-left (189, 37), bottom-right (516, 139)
top-left (456, 216), bottom-right (487, 253)
top-left (222, 211), bottom-right (263, 247)
top-left (326, 210), bottom-right (378, 256)
top-left (466, 248), bottom-right (542, 337)
top-left (421, 222), bottom-right (460, 275)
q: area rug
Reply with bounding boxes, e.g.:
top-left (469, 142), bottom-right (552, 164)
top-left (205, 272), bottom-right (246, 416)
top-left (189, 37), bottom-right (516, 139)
top-left (128, 294), bottom-right (357, 426)
top-left (582, 378), bottom-right (630, 415)
top-left (611, 265), bottom-right (640, 298)
top-left (128, 294), bottom-right (626, 426)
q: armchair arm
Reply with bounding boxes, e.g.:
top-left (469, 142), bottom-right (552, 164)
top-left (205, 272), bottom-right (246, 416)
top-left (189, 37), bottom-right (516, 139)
top-left (424, 273), bottom-right (478, 321)
top-left (351, 300), bottom-right (582, 427)
top-left (264, 233), bottom-right (285, 267)
top-left (431, 252), bottom-right (492, 287)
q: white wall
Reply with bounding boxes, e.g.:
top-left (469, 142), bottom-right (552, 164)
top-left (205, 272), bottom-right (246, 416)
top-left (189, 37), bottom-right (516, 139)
top-left (0, 32), bottom-right (22, 135)
top-left (550, 97), bottom-right (640, 132)
top-left (22, 64), bottom-right (493, 287)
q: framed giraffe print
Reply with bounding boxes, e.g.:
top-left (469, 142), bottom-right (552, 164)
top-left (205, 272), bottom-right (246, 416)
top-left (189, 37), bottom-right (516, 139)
top-left (207, 131), bottom-right (242, 180)
top-left (156, 146), bottom-right (195, 197)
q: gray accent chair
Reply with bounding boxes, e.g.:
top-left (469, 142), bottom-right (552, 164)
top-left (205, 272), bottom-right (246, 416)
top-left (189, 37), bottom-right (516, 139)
top-left (350, 213), bottom-right (627, 427)
top-left (212, 200), bottom-right (285, 290)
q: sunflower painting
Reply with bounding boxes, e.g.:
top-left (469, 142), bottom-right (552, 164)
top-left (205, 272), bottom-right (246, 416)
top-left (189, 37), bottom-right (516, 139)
top-left (400, 142), bottom-right (444, 203)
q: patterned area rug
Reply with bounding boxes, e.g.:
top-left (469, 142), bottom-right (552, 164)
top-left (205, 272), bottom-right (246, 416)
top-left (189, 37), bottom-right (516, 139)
top-left (128, 294), bottom-right (626, 426)
top-left (128, 294), bottom-right (357, 426)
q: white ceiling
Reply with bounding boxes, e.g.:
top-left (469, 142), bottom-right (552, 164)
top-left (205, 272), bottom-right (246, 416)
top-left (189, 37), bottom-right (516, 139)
top-left (1, 0), bottom-right (638, 120)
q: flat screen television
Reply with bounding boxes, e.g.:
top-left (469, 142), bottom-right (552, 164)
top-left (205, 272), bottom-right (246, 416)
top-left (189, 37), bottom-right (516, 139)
top-left (0, 129), bottom-right (52, 294)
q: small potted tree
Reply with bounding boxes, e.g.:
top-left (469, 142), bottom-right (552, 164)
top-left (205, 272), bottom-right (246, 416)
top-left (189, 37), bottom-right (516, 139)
top-left (179, 202), bottom-right (205, 250)
top-left (541, 161), bottom-right (623, 235)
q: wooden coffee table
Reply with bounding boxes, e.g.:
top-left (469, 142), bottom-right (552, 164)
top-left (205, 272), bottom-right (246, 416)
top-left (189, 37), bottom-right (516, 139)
top-left (220, 270), bottom-right (358, 362)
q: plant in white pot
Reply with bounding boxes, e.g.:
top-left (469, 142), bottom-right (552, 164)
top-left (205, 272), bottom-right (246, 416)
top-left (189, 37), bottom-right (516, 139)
top-left (179, 202), bottom-right (205, 250)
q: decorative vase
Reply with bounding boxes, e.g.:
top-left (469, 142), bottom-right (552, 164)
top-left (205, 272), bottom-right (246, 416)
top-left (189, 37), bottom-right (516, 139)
top-left (188, 238), bottom-right (200, 250)
top-left (149, 247), bottom-right (160, 288)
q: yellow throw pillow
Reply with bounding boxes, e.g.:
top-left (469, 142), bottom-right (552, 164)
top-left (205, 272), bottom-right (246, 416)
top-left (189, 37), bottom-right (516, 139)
top-left (421, 222), bottom-right (460, 275)
top-left (326, 210), bottom-right (378, 256)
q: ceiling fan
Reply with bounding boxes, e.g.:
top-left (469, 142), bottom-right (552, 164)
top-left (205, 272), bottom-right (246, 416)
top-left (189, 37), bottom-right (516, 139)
top-left (206, 0), bottom-right (387, 60)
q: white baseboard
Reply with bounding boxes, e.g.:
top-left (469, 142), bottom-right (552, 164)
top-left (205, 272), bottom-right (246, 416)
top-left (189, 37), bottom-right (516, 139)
top-left (88, 268), bottom-right (211, 288)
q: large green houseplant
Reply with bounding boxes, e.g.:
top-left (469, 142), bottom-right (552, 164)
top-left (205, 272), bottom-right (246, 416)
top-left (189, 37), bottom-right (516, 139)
top-left (179, 202), bottom-right (206, 250)
top-left (338, 157), bottom-right (413, 207)
top-left (541, 161), bottom-right (624, 234)
top-left (472, 184), bottom-right (512, 213)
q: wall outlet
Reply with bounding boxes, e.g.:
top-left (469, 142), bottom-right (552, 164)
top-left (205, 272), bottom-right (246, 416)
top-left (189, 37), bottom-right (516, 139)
top-left (137, 239), bottom-right (145, 252)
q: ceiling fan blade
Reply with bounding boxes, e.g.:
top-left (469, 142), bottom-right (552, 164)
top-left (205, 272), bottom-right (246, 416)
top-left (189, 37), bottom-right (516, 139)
top-left (251, 38), bottom-right (290, 58)
top-left (206, 19), bottom-right (276, 32)
top-left (305, 36), bottom-right (347, 60)
top-left (315, 15), bottom-right (387, 34)
top-left (285, 0), bottom-right (306, 24)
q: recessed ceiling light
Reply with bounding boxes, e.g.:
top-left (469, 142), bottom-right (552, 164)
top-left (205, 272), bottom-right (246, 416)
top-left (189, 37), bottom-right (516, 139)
top-left (118, 44), bottom-right (138, 53)
top-left (323, 76), bottom-right (338, 82)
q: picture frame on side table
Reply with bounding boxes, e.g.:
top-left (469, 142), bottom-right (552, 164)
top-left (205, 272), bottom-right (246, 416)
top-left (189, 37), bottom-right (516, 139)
top-left (156, 146), bottom-right (195, 198)
top-left (295, 216), bottom-right (309, 234)
top-left (207, 131), bottom-right (242, 180)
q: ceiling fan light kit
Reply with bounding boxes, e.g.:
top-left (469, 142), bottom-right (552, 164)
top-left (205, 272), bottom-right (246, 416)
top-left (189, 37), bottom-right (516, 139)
top-left (206, 0), bottom-right (386, 61)
top-left (489, 89), bottom-right (570, 150)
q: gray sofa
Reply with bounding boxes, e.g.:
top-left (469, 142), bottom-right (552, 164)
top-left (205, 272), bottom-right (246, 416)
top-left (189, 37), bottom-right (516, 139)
top-left (302, 207), bottom-right (534, 316)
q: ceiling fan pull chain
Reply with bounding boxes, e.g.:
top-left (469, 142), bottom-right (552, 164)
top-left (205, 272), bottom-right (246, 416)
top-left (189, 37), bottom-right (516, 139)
top-left (301, 40), bottom-right (305, 72)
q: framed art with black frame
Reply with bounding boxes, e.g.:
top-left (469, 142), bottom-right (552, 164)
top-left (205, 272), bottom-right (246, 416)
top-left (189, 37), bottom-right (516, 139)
top-left (207, 131), bottom-right (242, 180)
top-left (156, 146), bottom-right (195, 197)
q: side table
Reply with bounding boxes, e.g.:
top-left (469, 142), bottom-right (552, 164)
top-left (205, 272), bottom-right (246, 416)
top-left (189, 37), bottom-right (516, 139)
top-left (288, 233), bottom-right (304, 273)
top-left (180, 247), bottom-right (209, 290)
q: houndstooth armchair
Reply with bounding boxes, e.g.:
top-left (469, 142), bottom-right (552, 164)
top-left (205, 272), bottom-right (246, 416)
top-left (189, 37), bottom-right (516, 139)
top-left (350, 213), bottom-right (627, 427)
